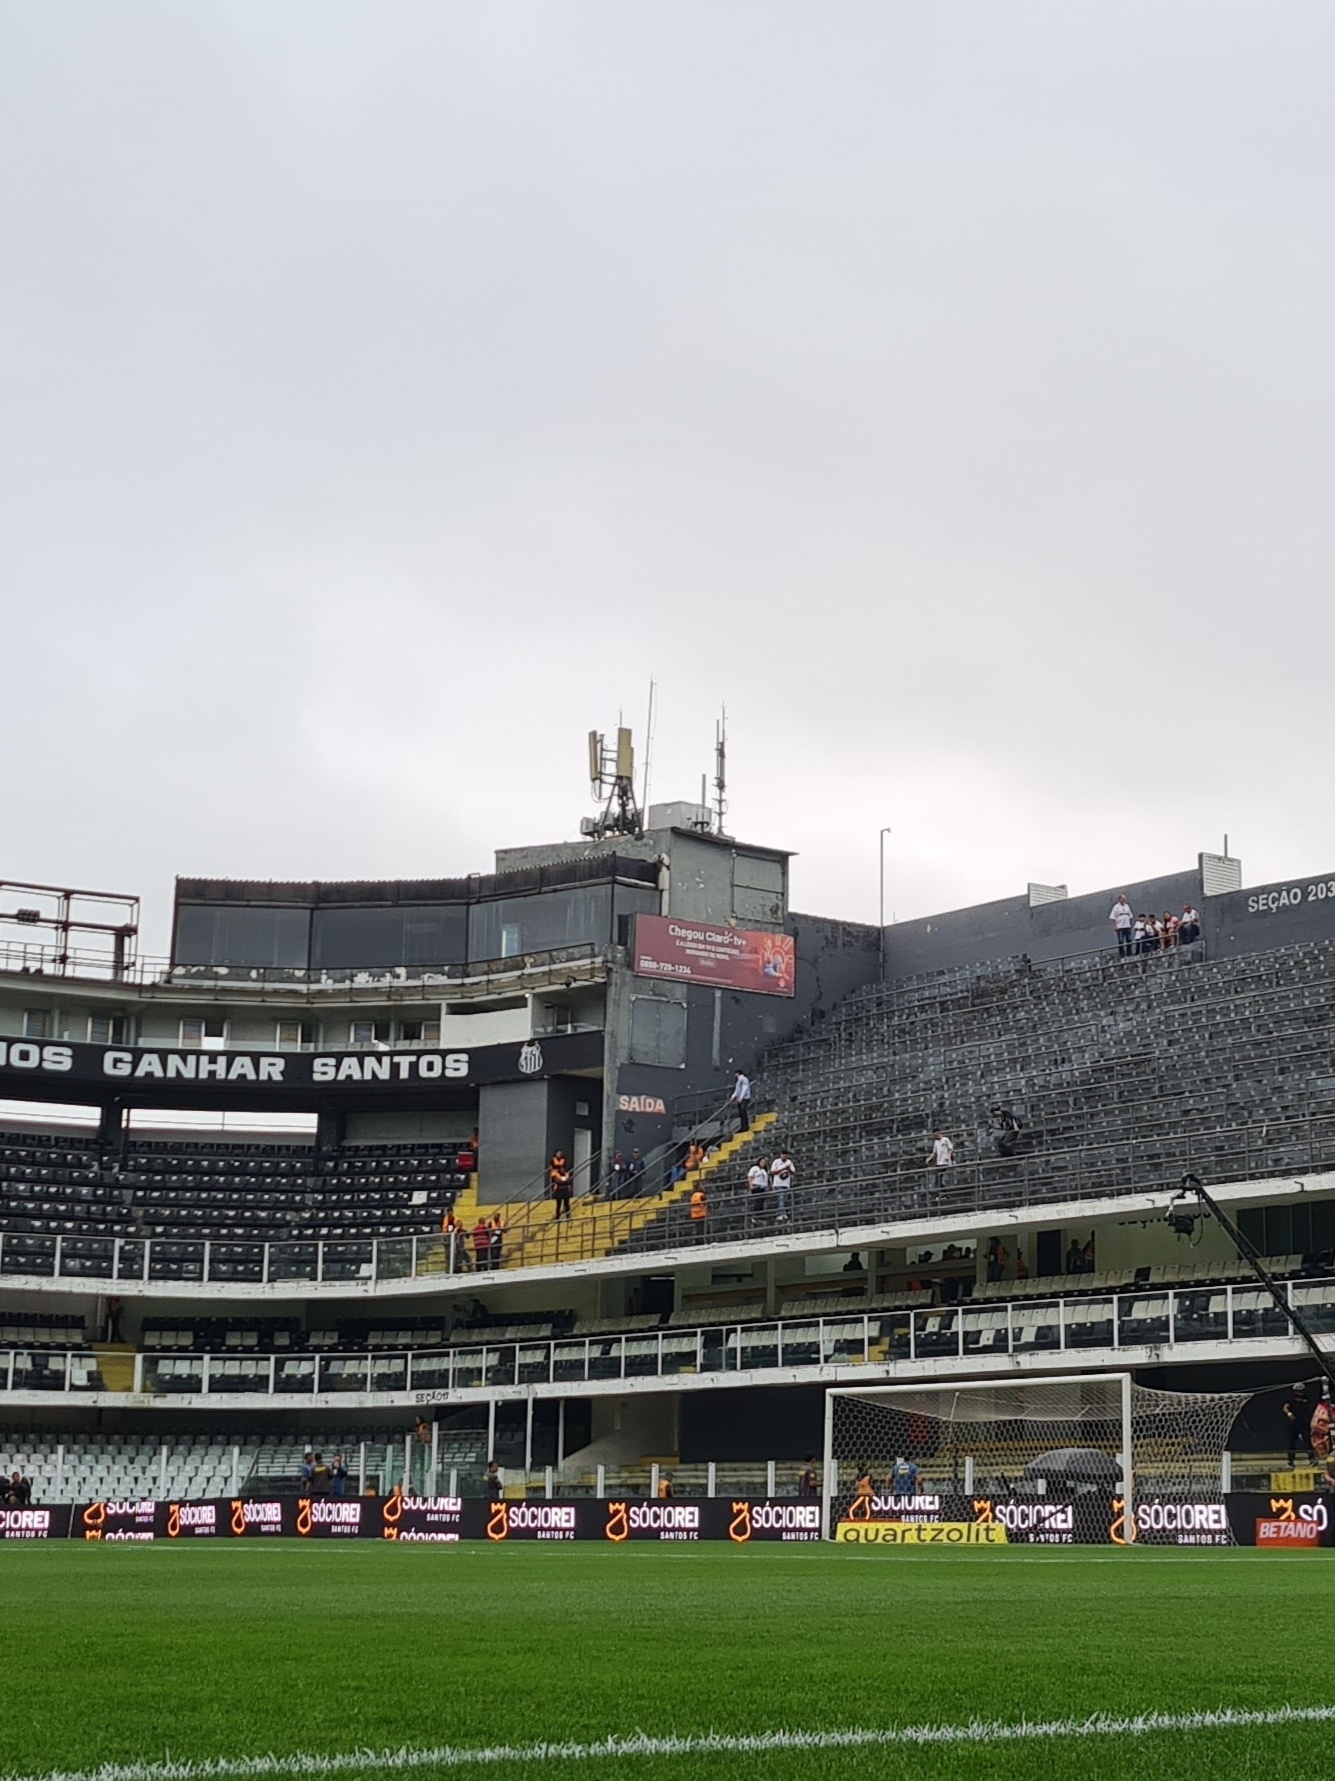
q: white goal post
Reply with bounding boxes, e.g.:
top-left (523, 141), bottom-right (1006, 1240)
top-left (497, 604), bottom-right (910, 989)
top-left (822, 1373), bottom-right (1248, 1541)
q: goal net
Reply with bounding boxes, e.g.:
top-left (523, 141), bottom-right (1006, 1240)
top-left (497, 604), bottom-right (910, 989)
top-left (825, 1374), bottom-right (1249, 1543)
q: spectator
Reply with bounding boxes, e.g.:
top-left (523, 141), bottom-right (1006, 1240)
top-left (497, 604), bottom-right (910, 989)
top-left (484, 1460), bottom-right (504, 1501)
top-left (473, 1217), bottom-right (491, 1272)
top-left (769, 1150), bottom-right (795, 1220)
top-left (1081, 1232), bottom-right (1095, 1272)
top-left (746, 1158), bottom-right (770, 1222)
top-left (627, 1149), bottom-right (646, 1194)
top-left (797, 1456), bottom-right (820, 1497)
top-left (1015, 1249), bottom-right (1030, 1281)
top-left (442, 1209), bottom-right (467, 1269)
top-left (1161, 911), bottom-right (1180, 948)
top-left (689, 1183), bottom-right (709, 1238)
top-left (1311, 1389), bottom-right (1333, 1462)
top-left (731, 1069), bottom-right (753, 1132)
top-left (989, 1105), bottom-right (1023, 1157)
top-left (413, 1415), bottom-right (432, 1447)
top-left (685, 1140), bottom-right (706, 1174)
top-left (887, 1455), bottom-right (921, 1495)
top-left (7, 1471), bottom-right (31, 1507)
top-left (1284, 1382), bottom-right (1317, 1468)
top-left (102, 1297), bottom-right (124, 1344)
top-left (549, 1151), bottom-right (573, 1221)
top-left (488, 1214), bottom-right (505, 1270)
top-left (985, 1236), bottom-right (1008, 1284)
top-left (1064, 1236), bottom-right (1083, 1275)
top-left (925, 1130), bottom-right (955, 1183)
top-left (330, 1453), bottom-right (348, 1498)
top-left (657, 1470), bottom-right (675, 1500)
top-left (299, 1452), bottom-right (315, 1490)
top-left (1110, 894), bottom-right (1134, 957)
top-left (310, 1452), bottom-right (331, 1496)
top-left (1179, 903), bottom-right (1201, 944)
top-left (609, 1152), bottom-right (629, 1199)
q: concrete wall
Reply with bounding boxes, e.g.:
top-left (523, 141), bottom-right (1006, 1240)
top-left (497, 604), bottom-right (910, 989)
top-left (605, 911), bottom-right (881, 1155)
top-left (876, 860), bottom-right (1335, 984)
top-left (882, 869), bottom-right (1202, 980)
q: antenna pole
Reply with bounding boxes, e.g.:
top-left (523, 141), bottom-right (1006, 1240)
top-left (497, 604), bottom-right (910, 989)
top-left (641, 679), bottom-right (656, 816)
top-left (714, 707), bottom-right (727, 836)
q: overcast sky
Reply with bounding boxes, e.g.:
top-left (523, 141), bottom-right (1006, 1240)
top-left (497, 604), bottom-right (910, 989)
top-left (3, 2), bottom-right (1333, 953)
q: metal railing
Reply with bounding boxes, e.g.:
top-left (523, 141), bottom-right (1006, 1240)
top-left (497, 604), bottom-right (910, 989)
top-left (1, 1103), bottom-right (1332, 1286)
top-left (4, 1275), bottom-right (1332, 1398)
top-left (0, 939), bottom-right (606, 994)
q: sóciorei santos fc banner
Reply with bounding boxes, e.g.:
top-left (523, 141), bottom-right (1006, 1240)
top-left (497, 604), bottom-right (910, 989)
top-left (632, 915), bottom-right (795, 997)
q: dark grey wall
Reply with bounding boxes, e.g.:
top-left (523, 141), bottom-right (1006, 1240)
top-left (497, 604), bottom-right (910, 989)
top-left (882, 871), bottom-right (1203, 980)
top-left (607, 913), bottom-right (882, 1152)
top-left (878, 863), bottom-right (1335, 984)
top-left (477, 1081), bottom-right (550, 1204)
top-left (1204, 868), bottom-right (1335, 959)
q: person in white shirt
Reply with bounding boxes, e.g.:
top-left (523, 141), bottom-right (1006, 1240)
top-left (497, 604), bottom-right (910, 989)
top-left (731, 1070), bottom-right (753, 1131)
top-left (925, 1131), bottom-right (955, 1183)
top-left (746, 1160), bottom-right (769, 1222)
top-left (1110, 895), bottom-right (1134, 958)
top-left (769, 1150), bottom-right (795, 1219)
top-left (1179, 904), bottom-right (1200, 945)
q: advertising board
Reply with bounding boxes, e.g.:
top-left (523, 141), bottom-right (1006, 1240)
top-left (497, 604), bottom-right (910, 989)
top-left (632, 915), bottom-right (795, 998)
top-left (0, 1505), bottom-right (70, 1540)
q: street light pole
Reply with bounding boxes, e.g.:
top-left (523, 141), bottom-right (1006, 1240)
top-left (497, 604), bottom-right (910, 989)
top-left (878, 827), bottom-right (891, 982)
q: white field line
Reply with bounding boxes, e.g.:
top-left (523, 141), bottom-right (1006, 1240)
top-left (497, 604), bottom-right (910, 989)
top-left (7, 1705), bottom-right (1335, 1781)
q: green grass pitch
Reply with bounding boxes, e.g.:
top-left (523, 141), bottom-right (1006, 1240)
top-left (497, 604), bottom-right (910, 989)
top-left (0, 1542), bottom-right (1330, 1780)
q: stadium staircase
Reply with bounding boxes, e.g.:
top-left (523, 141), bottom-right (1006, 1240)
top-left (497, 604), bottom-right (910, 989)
top-left (92, 1343), bottom-right (137, 1391)
top-left (452, 1113), bottom-right (778, 1272)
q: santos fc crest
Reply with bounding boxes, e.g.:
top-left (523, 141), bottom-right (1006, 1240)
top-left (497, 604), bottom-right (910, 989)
top-left (517, 1042), bottom-right (544, 1076)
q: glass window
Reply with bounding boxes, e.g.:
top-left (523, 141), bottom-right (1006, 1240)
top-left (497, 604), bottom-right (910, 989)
top-left (398, 1019), bottom-right (440, 1045)
top-left (181, 1018), bottom-right (227, 1049)
top-left (350, 1020), bottom-right (390, 1047)
top-left (311, 905), bottom-right (467, 970)
top-left (22, 1010), bottom-right (49, 1039)
top-left (88, 1014), bottom-right (129, 1045)
top-left (175, 905), bottom-right (311, 969)
top-left (468, 885), bottom-right (612, 962)
top-left (276, 1020), bottom-right (315, 1051)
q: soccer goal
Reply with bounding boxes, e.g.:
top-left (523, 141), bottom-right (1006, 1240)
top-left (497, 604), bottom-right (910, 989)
top-left (822, 1373), bottom-right (1249, 1541)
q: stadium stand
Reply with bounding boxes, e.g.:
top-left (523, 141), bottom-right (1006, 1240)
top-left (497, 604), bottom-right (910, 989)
top-left (0, 1132), bottom-right (470, 1249)
top-left (621, 939), bottom-right (1335, 1254)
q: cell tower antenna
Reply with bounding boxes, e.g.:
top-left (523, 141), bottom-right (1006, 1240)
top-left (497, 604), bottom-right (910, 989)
top-left (581, 723), bottom-right (644, 841)
top-left (713, 707), bottom-right (728, 837)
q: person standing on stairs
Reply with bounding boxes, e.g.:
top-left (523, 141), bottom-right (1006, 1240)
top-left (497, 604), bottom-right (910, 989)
top-left (549, 1151), bottom-right (574, 1221)
top-left (769, 1150), bottom-right (795, 1220)
top-left (746, 1158), bottom-right (770, 1226)
top-left (731, 1069), bottom-right (753, 1131)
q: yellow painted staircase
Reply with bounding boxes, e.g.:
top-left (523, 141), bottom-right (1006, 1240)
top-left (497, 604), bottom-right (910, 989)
top-left (503, 1111), bottom-right (779, 1270)
top-left (94, 1344), bottom-right (138, 1392)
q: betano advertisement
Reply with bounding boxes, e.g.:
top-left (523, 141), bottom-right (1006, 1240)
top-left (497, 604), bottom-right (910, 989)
top-left (3, 1495), bottom-right (1326, 1546)
top-left (834, 1493), bottom-right (1335, 1548)
top-left (632, 915), bottom-right (796, 998)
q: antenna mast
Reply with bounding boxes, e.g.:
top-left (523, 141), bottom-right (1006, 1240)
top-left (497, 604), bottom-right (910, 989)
top-left (582, 726), bottom-right (644, 841)
top-left (713, 708), bottom-right (728, 836)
